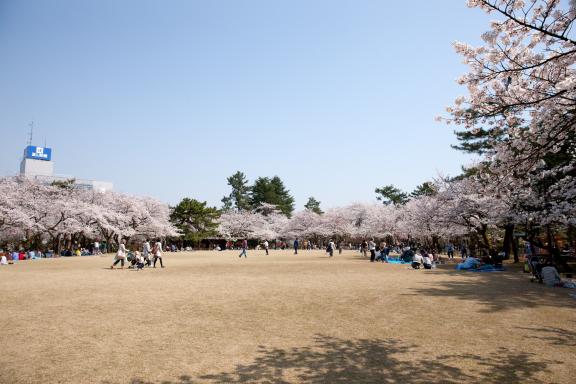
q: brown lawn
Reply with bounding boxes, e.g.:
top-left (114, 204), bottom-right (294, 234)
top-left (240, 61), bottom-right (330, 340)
top-left (0, 250), bottom-right (574, 384)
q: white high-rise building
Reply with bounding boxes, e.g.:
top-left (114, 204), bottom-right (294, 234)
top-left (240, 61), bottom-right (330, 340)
top-left (18, 145), bottom-right (113, 192)
top-left (20, 146), bottom-right (54, 177)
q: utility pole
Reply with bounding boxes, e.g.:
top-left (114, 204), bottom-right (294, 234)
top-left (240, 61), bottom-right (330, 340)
top-left (27, 121), bottom-right (34, 146)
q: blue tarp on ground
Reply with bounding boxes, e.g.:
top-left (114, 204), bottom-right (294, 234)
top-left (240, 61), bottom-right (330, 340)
top-left (457, 265), bottom-right (505, 272)
top-left (385, 259), bottom-right (408, 264)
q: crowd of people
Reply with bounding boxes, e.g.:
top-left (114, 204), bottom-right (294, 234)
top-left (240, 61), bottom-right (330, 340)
top-left (110, 239), bottom-right (165, 270)
top-left (2, 237), bottom-right (574, 291)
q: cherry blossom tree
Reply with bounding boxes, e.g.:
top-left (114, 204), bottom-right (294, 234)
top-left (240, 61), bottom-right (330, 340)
top-left (442, 0), bottom-right (576, 260)
top-left (282, 209), bottom-right (323, 240)
top-left (0, 177), bottom-right (35, 241)
top-left (0, 177), bottom-right (177, 252)
top-left (217, 210), bottom-right (263, 240)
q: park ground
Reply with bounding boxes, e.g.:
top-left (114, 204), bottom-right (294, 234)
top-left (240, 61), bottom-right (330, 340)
top-left (0, 250), bottom-right (575, 384)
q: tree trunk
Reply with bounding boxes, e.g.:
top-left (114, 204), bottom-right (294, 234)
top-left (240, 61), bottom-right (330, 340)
top-left (479, 224), bottom-right (493, 254)
top-left (512, 235), bottom-right (519, 263)
top-left (502, 224), bottom-right (517, 262)
top-left (546, 225), bottom-right (554, 250)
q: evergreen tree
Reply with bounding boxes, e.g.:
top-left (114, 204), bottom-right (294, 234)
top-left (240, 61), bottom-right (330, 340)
top-left (410, 182), bottom-right (438, 198)
top-left (451, 127), bottom-right (506, 155)
top-left (221, 171), bottom-right (251, 211)
top-left (304, 197), bottom-right (323, 214)
top-left (375, 185), bottom-right (408, 206)
top-left (50, 178), bottom-right (76, 190)
top-left (250, 176), bottom-right (295, 217)
top-left (170, 198), bottom-right (220, 246)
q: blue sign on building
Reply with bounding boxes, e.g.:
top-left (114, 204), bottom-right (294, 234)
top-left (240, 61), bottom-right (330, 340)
top-left (25, 146), bottom-right (52, 161)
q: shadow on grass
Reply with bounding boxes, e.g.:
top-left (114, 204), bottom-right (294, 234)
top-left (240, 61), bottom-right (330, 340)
top-left (517, 326), bottom-right (576, 347)
top-left (121, 334), bottom-right (560, 384)
top-left (403, 265), bottom-right (575, 313)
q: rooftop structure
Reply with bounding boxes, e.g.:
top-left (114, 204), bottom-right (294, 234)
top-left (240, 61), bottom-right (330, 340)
top-left (18, 145), bottom-right (113, 192)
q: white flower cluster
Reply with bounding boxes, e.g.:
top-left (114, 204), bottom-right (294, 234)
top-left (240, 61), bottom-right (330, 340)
top-left (0, 177), bottom-right (179, 247)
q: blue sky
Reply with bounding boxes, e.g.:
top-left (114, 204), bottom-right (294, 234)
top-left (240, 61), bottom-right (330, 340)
top-left (0, 1), bottom-right (491, 209)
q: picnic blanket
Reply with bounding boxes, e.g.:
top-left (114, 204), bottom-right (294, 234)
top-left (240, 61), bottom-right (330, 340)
top-left (457, 264), bottom-right (505, 272)
top-left (386, 259), bottom-right (408, 264)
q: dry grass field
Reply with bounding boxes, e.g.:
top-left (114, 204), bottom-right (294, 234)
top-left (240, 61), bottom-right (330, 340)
top-left (0, 250), bottom-right (574, 384)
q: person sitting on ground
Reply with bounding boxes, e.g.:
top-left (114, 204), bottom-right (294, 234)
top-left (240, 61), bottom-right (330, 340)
top-left (402, 247), bottom-right (415, 263)
top-left (541, 262), bottom-right (576, 288)
top-left (422, 251), bottom-right (433, 269)
top-left (412, 252), bottom-right (423, 269)
top-left (493, 252), bottom-right (504, 268)
top-left (129, 251), bottom-right (141, 268)
top-left (135, 252), bottom-right (145, 270)
top-left (375, 248), bottom-right (387, 262)
top-left (0, 255), bottom-right (7, 265)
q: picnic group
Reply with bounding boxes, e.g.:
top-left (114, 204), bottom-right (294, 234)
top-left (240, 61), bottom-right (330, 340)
top-left (110, 239), bottom-right (166, 270)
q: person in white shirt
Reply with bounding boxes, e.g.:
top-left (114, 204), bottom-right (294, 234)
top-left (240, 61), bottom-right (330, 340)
top-left (111, 240), bottom-right (127, 269)
top-left (94, 241), bottom-right (100, 255)
top-left (153, 240), bottom-right (164, 268)
top-left (422, 252), bottom-right (432, 269)
top-left (369, 239), bottom-right (377, 262)
top-left (0, 255), bottom-right (7, 265)
top-left (327, 240), bottom-right (336, 257)
top-left (264, 240), bottom-right (269, 255)
top-left (143, 239), bottom-right (151, 266)
top-left (412, 253), bottom-right (423, 269)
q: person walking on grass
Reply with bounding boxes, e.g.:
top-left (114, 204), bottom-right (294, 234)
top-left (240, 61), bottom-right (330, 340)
top-left (238, 238), bottom-right (248, 258)
top-left (111, 239), bottom-right (127, 269)
top-left (294, 238), bottom-right (299, 254)
top-left (447, 243), bottom-right (454, 259)
top-left (327, 239), bottom-right (336, 257)
top-left (264, 240), bottom-right (269, 255)
top-left (143, 239), bottom-right (151, 266)
top-left (152, 239), bottom-right (164, 268)
top-left (361, 240), bottom-right (368, 258)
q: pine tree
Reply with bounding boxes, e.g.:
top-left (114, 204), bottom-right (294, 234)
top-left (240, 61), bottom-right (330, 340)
top-left (375, 185), bottom-right (408, 206)
top-left (304, 197), bottom-right (323, 214)
top-left (250, 176), bottom-right (295, 217)
top-left (170, 198), bottom-right (220, 246)
top-left (221, 171), bottom-right (251, 211)
top-left (410, 182), bottom-right (438, 198)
